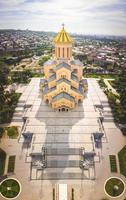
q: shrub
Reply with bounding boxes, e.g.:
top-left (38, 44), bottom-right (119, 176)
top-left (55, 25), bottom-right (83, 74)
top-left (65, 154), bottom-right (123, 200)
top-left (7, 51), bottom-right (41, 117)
top-left (7, 126), bottom-right (19, 138)
top-left (109, 155), bottom-right (117, 173)
top-left (7, 155), bottom-right (16, 173)
top-left (0, 127), bottom-right (4, 138)
top-left (121, 128), bottom-right (126, 136)
top-left (118, 145), bottom-right (126, 177)
top-left (0, 149), bottom-right (6, 176)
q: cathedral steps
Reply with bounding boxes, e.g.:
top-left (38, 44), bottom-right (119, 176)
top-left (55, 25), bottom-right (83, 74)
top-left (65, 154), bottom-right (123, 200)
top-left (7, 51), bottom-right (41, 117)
top-left (46, 148), bottom-right (81, 155)
top-left (30, 146), bottom-right (95, 179)
top-left (32, 167), bottom-right (95, 180)
top-left (46, 154), bottom-right (81, 168)
top-left (46, 160), bottom-right (80, 168)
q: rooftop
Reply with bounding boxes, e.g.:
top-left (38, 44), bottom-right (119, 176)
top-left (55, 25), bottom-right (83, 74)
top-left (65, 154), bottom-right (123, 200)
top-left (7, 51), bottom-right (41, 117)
top-left (70, 59), bottom-right (83, 66)
top-left (55, 62), bottom-right (71, 71)
top-left (53, 26), bottom-right (73, 44)
top-left (44, 60), bottom-right (57, 66)
top-left (52, 92), bottom-right (75, 102)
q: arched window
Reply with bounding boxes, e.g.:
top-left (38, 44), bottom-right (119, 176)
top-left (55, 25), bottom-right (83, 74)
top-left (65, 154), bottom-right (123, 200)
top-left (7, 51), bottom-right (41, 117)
top-left (67, 48), bottom-right (69, 58)
top-left (58, 47), bottom-right (60, 57)
top-left (62, 108), bottom-right (65, 112)
top-left (46, 99), bottom-right (49, 104)
top-left (55, 48), bottom-right (57, 57)
top-left (63, 48), bottom-right (64, 58)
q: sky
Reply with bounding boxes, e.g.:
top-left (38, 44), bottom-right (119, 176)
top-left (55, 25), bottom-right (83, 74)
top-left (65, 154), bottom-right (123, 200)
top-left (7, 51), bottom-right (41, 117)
top-left (0, 0), bottom-right (126, 35)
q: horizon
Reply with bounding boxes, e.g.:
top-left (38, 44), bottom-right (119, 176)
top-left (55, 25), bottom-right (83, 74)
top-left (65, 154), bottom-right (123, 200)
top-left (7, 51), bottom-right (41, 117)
top-left (0, 28), bottom-right (126, 38)
top-left (0, 0), bottom-right (126, 36)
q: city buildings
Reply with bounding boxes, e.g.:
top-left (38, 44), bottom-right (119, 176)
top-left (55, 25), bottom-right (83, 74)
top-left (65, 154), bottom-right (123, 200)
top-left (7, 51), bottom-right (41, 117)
top-left (0, 28), bottom-right (126, 200)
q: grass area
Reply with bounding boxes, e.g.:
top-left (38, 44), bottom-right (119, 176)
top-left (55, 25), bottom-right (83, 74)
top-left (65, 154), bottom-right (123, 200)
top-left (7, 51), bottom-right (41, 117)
top-left (0, 178), bottom-right (21, 199)
top-left (118, 145), bottom-right (126, 177)
top-left (98, 78), bottom-right (107, 89)
top-left (105, 177), bottom-right (125, 197)
top-left (0, 126), bottom-right (19, 139)
top-left (98, 73), bottom-right (126, 126)
top-left (6, 126), bottom-right (19, 139)
top-left (7, 155), bottom-right (16, 173)
top-left (0, 149), bottom-right (6, 176)
top-left (31, 73), bottom-right (44, 77)
top-left (84, 73), bottom-right (118, 79)
top-left (100, 88), bottom-right (125, 125)
top-left (109, 155), bottom-right (117, 173)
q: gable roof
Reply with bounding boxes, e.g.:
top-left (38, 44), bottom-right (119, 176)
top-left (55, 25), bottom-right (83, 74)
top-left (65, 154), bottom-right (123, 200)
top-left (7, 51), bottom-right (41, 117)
top-left (55, 62), bottom-right (71, 71)
top-left (52, 92), bottom-right (75, 102)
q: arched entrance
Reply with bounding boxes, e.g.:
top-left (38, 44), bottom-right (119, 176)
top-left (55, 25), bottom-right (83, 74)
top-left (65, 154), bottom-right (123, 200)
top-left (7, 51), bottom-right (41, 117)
top-left (45, 99), bottom-right (49, 104)
top-left (62, 108), bottom-right (65, 112)
top-left (58, 107), bottom-right (69, 112)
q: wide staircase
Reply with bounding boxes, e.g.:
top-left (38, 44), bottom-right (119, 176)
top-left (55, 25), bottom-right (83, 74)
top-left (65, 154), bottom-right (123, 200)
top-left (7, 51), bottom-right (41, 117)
top-left (31, 147), bottom-right (95, 180)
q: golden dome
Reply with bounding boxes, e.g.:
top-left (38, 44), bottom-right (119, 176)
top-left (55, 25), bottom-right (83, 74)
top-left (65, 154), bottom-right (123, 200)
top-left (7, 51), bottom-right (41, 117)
top-left (53, 26), bottom-right (73, 44)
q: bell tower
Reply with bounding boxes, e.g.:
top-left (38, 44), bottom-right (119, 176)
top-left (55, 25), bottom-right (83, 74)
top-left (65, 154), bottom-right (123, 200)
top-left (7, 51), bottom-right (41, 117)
top-left (53, 24), bottom-right (73, 60)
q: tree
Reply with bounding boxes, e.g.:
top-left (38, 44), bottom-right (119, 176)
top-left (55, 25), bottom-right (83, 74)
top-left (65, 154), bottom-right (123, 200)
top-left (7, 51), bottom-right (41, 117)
top-left (114, 69), bottom-right (126, 123)
top-left (0, 62), bottom-right (10, 91)
top-left (115, 70), bottom-right (126, 105)
top-left (11, 69), bottom-right (32, 83)
top-left (39, 56), bottom-right (50, 66)
top-left (0, 127), bottom-right (4, 138)
top-left (0, 62), bottom-right (20, 124)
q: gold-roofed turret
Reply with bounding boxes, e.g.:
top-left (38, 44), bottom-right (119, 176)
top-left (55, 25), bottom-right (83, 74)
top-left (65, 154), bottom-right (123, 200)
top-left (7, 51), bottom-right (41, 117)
top-left (53, 24), bottom-right (73, 44)
top-left (40, 24), bottom-right (88, 111)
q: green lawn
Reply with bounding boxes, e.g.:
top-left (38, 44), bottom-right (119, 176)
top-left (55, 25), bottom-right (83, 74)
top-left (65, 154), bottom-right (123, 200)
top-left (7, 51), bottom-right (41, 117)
top-left (118, 145), bottom-right (126, 177)
top-left (105, 177), bottom-right (125, 197)
top-left (84, 74), bottom-right (118, 79)
top-left (109, 155), bottom-right (117, 173)
top-left (7, 155), bottom-right (16, 173)
top-left (0, 178), bottom-right (21, 199)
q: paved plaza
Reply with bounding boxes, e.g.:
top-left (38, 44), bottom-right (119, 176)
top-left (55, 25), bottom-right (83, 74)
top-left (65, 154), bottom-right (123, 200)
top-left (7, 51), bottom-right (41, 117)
top-left (0, 78), bottom-right (126, 200)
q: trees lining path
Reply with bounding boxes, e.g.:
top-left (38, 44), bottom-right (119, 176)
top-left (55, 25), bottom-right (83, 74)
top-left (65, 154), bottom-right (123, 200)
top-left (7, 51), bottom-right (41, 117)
top-left (104, 78), bottom-right (119, 96)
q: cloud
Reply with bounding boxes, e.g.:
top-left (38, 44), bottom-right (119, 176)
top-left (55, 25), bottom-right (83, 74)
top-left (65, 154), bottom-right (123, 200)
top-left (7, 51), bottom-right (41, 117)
top-left (0, 0), bottom-right (26, 7)
top-left (0, 0), bottom-right (126, 35)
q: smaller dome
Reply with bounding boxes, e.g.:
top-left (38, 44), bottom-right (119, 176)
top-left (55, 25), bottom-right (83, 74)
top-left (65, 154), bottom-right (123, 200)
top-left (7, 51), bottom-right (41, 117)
top-left (53, 26), bottom-right (73, 44)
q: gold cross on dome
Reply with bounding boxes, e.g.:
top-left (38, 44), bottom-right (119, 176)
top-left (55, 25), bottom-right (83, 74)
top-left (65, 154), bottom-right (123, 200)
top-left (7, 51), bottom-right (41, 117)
top-left (62, 23), bottom-right (65, 28)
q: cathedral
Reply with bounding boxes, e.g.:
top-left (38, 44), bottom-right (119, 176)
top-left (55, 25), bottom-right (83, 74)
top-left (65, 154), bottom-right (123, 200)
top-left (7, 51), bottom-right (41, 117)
top-left (40, 25), bottom-right (88, 111)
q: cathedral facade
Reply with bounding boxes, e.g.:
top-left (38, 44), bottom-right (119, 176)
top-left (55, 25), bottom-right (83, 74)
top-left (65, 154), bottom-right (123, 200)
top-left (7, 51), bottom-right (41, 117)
top-left (40, 26), bottom-right (88, 111)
